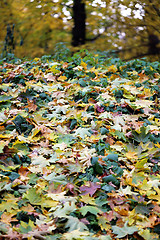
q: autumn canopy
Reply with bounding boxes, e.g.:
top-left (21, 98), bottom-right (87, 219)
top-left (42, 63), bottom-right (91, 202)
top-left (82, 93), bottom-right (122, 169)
top-left (0, 0), bottom-right (160, 60)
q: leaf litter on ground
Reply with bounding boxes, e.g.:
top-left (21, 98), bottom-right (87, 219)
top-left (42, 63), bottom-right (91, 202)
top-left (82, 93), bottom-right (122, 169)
top-left (0, 54), bottom-right (160, 239)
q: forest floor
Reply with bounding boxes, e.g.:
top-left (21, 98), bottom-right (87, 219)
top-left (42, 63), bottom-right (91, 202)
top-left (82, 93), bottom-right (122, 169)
top-left (0, 53), bottom-right (160, 240)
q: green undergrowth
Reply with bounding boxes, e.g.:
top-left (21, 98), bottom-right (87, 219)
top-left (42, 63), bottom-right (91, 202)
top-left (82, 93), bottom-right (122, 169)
top-left (0, 50), bottom-right (160, 240)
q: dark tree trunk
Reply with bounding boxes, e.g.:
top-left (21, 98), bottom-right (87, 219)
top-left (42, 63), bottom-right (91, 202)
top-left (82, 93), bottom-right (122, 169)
top-left (72, 0), bottom-right (86, 47)
top-left (148, 34), bottom-right (160, 55)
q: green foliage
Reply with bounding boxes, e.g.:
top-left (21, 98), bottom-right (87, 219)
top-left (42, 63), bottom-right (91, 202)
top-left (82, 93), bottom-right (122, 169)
top-left (53, 42), bottom-right (71, 61)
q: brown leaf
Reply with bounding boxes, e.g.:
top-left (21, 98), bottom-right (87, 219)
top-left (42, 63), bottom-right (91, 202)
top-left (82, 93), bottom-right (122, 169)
top-left (80, 182), bottom-right (101, 197)
top-left (25, 99), bottom-right (37, 112)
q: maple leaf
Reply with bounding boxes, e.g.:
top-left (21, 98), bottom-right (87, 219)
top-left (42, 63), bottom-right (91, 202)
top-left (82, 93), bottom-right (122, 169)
top-left (1, 212), bottom-right (16, 224)
top-left (73, 127), bottom-right (92, 138)
top-left (126, 151), bottom-right (138, 161)
top-left (148, 188), bottom-right (160, 204)
top-left (65, 216), bottom-right (88, 232)
top-left (58, 75), bottom-right (67, 81)
top-left (0, 197), bottom-right (18, 212)
top-left (47, 191), bottom-right (76, 203)
top-left (99, 236), bottom-right (112, 240)
top-left (78, 147), bottom-right (96, 167)
top-left (25, 99), bottom-right (37, 112)
top-left (98, 111), bottom-right (112, 120)
top-left (80, 206), bottom-right (101, 216)
top-left (134, 99), bottom-right (153, 108)
top-left (80, 194), bottom-right (96, 205)
top-left (0, 111), bottom-right (7, 122)
top-left (117, 185), bottom-right (138, 196)
top-left (43, 172), bottom-right (68, 185)
top-left (0, 222), bottom-right (9, 234)
top-left (62, 229), bottom-right (92, 240)
top-left (79, 182), bottom-right (101, 196)
top-left (23, 188), bottom-right (42, 205)
top-left (97, 215), bottom-right (111, 231)
top-left (148, 179), bottom-right (160, 188)
top-left (112, 221), bottom-right (138, 238)
top-left (53, 202), bottom-right (77, 218)
top-left (31, 155), bottom-right (50, 168)
top-left (107, 65), bottom-right (118, 73)
top-left (53, 105), bottom-right (69, 114)
top-left (0, 141), bottom-right (6, 153)
top-left (18, 219), bottom-right (35, 234)
top-left (139, 229), bottom-right (159, 240)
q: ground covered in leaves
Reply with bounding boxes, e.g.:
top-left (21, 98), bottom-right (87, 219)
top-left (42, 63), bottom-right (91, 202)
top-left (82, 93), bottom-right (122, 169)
top-left (0, 52), bottom-right (160, 240)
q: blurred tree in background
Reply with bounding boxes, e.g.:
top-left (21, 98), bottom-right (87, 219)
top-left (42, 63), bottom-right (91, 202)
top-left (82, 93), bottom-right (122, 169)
top-left (112, 0), bottom-right (160, 59)
top-left (0, 0), bottom-right (159, 60)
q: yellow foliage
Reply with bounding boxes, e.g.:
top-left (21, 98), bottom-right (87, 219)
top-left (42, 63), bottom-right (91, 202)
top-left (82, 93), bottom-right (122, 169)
top-left (0, 0), bottom-right (159, 59)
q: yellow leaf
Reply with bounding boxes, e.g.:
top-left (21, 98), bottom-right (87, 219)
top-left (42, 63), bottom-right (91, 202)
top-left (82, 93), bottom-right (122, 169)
top-left (63, 229), bottom-right (91, 240)
top-left (128, 209), bottom-right (136, 225)
top-left (41, 199), bottom-right (59, 208)
top-left (139, 229), bottom-right (159, 240)
top-left (0, 133), bottom-right (14, 139)
top-left (89, 135), bottom-right (100, 143)
top-left (142, 88), bottom-right (152, 98)
top-left (80, 194), bottom-right (96, 205)
top-left (155, 118), bottom-right (160, 126)
top-left (0, 141), bottom-right (6, 153)
top-left (33, 58), bottom-right (40, 62)
top-left (21, 219), bottom-right (35, 229)
top-left (114, 206), bottom-right (129, 216)
top-left (126, 151), bottom-right (138, 161)
top-left (138, 179), bottom-right (152, 195)
top-left (97, 215), bottom-right (111, 231)
top-left (139, 179), bottom-right (152, 190)
top-left (31, 128), bottom-right (41, 138)
top-left (58, 75), bottom-right (67, 81)
top-left (127, 70), bottom-right (138, 75)
top-left (135, 158), bottom-right (149, 170)
top-left (148, 188), bottom-right (160, 203)
top-left (81, 61), bottom-right (87, 70)
top-left (45, 132), bottom-right (58, 142)
top-left (13, 139), bottom-right (27, 145)
top-left (107, 65), bottom-right (118, 73)
top-left (50, 65), bottom-right (60, 74)
top-left (155, 142), bottom-right (160, 148)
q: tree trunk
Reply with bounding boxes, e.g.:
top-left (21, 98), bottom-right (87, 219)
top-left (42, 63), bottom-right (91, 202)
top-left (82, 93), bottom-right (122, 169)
top-left (72, 0), bottom-right (86, 47)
